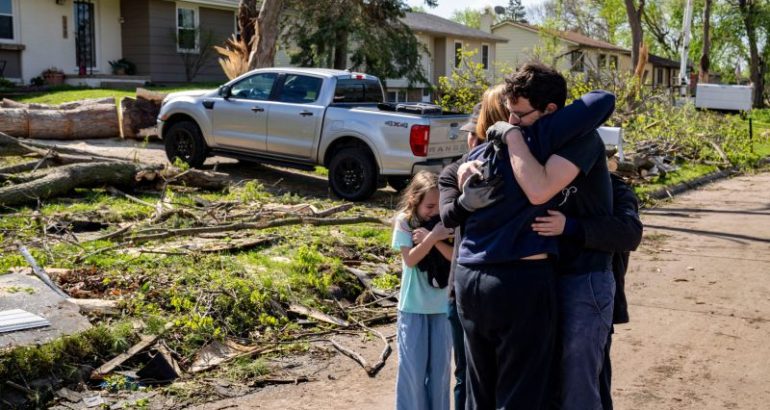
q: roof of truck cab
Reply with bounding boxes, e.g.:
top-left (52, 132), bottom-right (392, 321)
top-left (242, 67), bottom-right (374, 79)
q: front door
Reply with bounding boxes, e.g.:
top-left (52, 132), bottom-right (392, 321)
top-left (74, 1), bottom-right (96, 73)
top-left (210, 72), bottom-right (278, 152)
top-left (266, 74), bottom-right (325, 159)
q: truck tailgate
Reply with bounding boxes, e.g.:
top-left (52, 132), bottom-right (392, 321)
top-left (427, 117), bottom-right (468, 159)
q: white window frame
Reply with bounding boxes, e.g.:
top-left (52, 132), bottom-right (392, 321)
top-left (0, 0), bottom-right (19, 43)
top-left (454, 41), bottom-right (463, 68)
top-left (481, 43), bottom-right (490, 71)
top-left (176, 3), bottom-right (200, 53)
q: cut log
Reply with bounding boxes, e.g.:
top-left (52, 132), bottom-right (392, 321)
top-left (0, 161), bottom-right (161, 206)
top-left (1, 97), bottom-right (115, 110)
top-left (136, 88), bottom-right (167, 104)
top-left (0, 101), bottom-right (120, 139)
top-left (121, 96), bottom-right (161, 139)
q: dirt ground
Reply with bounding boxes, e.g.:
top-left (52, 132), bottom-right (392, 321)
top-left (32, 139), bottom-right (770, 409)
top-left (188, 171), bottom-right (770, 410)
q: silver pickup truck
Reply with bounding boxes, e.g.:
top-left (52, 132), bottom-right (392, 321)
top-left (158, 68), bottom-right (468, 200)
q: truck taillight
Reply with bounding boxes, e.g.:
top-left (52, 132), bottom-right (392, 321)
top-left (410, 125), bottom-right (430, 157)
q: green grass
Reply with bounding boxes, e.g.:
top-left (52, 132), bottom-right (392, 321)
top-left (13, 83), bottom-right (221, 105)
top-left (634, 163), bottom-right (720, 198)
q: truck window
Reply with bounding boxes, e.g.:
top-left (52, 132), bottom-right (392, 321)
top-left (230, 73), bottom-right (278, 101)
top-left (334, 79), bottom-right (383, 103)
top-left (277, 74), bottom-right (323, 104)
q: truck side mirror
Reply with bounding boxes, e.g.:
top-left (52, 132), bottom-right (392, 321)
top-left (219, 85), bottom-right (232, 99)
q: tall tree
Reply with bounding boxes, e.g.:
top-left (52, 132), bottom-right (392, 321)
top-left (624, 0), bottom-right (646, 71)
top-left (699, 0), bottom-right (712, 83)
top-left (284, 0), bottom-right (434, 86)
top-left (501, 0), bottom-right (528, 23)
top-left (450, 7), bottom-right (482, 29)
top-left (735, 0), bottom-right (766, 108)
top-left (247, 0), bottom-right (286, 70)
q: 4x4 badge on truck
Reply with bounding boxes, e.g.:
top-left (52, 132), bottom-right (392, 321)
top-left (385, 121), bottom-right (408, 128)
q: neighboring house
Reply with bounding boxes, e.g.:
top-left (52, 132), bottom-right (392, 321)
top-left (0, 0), bottom-right (237, 85)
top-left (490, 17), bottom-right (682, 91)
top-left (274, 11), bottom-right (508, 103)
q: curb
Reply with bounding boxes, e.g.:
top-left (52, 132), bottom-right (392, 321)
top-left (646, 157), bottom-right (770, 202)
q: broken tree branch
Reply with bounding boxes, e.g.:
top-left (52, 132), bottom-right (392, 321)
top-left (120, 216), bottom-right (385, 245)
top-left (288, 303), bottom-right (350, 327)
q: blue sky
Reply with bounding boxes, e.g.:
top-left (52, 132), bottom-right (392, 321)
top-left (406, 0), bottom-right (545, 20)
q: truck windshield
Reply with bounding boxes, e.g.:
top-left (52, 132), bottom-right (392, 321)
top-left (333, 79), bottom-right (383, 103)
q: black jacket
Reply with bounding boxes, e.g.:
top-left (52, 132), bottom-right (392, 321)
top-left (438, 158), bottom-right (469, 300)
top-left (568, 174), bottom-right (643, 323)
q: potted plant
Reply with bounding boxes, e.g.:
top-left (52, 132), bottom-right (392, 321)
top-left (108, 58), bottom-right (136, 76)
top-left (41, 67), bottom-right (65, 86)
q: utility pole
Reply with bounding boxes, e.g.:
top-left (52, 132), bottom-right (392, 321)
top-left (679, 0), bottom-right (694, 97)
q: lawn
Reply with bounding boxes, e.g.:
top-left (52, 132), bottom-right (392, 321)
top-left (10, 82), bottom-right (222, 105)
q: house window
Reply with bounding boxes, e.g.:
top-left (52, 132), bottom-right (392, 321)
top-left (570, 51), bottom-right (584, 72)
top-left (177, 5), bottom-right (199, 52)
top-left (482, 44), bottom-right (489, 70)
top-left (598, 54), bottom-right (607, 69)
top-left (387, 90), bottom-right (402, 102)
top-left (656, 68), bottom-right (663, 86)
top-left (609, 55), bottom-right (618, 70)
top-left (0, 0), bottom-right (14, 40)
top-left (454, 41), bottom-right (462, 68)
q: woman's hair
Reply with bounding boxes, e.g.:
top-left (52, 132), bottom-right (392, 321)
top-left (476, 83), bottom-right (510, 141)
top-left (397, 171), bottom-right (438, 229)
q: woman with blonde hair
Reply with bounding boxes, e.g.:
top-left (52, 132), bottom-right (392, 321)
top-left (475, 83), bottom-right (510, 142)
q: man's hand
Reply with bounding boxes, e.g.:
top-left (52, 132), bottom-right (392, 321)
top-left (531, 210), bottom-right (566, 236)
top-left (458, 173), bottom-right (504, 212)
top-left (428, 221), bottom-right (453, 242)
top-left (457, 160), bottom-right (483, 189)
top-left (486, 121), bottom-right (522, 147)
top-left (412, 227), bottom-right (429, 244)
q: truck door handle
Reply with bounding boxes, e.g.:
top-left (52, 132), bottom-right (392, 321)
top-left (299, 111), bottom-right (313, 117)
top-left (251, 106), bottom-right (265, 112)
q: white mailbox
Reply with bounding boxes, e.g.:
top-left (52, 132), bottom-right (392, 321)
top-left (597, 126), bottom-right (624, 161)
top-left (695, 84), bottom-right (753, 111)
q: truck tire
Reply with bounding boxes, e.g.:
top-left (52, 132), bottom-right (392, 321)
top-left (328, 146), bottom-right (378, 201)
top-left (164, 120), bottom-right (207, 168)
top-left (387, 176), bottom-right (411, 192)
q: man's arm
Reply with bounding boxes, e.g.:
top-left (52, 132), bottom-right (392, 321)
top-left (504, 127), bottom-right (581, 205)
top-left (532, 175), bottom-right (642, 252)
top-left (535, 90), bottom-right (616, 151)
top-left (580, 175), bottom-right (643, 252)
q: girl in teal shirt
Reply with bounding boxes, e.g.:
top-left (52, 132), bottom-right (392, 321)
top-left (392, 171), bottom-right (454, 410)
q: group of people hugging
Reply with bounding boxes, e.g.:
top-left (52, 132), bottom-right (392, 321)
top-left (391, 62), bottom-right (643, 410)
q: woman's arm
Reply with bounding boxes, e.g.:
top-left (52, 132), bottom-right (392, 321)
top-left (439, 160), bottom-right (470, 228)
top-left (434, 240), bottom-right (454, 261)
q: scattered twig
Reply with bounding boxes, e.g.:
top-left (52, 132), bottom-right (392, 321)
top-left (106, 186), bottom-right (156, 208)
top-left (288, 303), bottom-right (350, 327)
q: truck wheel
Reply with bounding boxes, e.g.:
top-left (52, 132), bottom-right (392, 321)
top-left (164, 120), bottom-right (207, 168)
top-left (387, 176), bottom-right (410, 192)
top-left (328, 146), bottom-right (378, 201)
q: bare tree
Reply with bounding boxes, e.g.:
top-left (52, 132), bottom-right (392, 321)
top-left (624, 0), bottom-right (646, 71)
top-left (736, 0), bottom-right (765, 108)
top-left (699, 0), bottom-right (712, 83)
top-left (247, 0), bottom-right (286, 70)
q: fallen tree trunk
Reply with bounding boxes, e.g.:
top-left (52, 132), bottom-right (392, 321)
top-left (0, 161), bottom-right (161, 206)
top-left (0, 100), bottom-right (119, 139)
top-left (1, 97), bottom-right (115, 110)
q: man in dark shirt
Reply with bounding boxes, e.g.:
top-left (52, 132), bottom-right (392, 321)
top-left (440, 64), bottom-right (615, 410)
top-left (493, 83), bottom-right (616, 409)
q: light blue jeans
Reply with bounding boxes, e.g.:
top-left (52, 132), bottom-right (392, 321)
top-left (396, 311), bottom-right (452, 410)
top-left (558, 270), bottom-right (615, 410)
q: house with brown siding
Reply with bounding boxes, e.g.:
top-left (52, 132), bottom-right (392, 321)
top-left (0, 0), bottom-right (237, 86)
